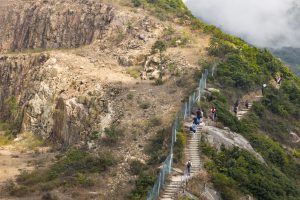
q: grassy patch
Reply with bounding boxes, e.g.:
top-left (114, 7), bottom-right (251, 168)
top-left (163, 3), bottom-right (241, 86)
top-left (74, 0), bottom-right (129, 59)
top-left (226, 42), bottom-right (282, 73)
top-left (103, 125), bottom-right (121, 145)
top-left (146, 128), bottom-right (170, 165)
top-left (126, 67), bottom-right (141, 79)
top-left (0, 134), bottom-right (11, 146)
top-left (173, 131), bottom-right (186, 164)
top-left (147, 116), bottom-right (162, 127)
top-left (14, 132), bottom-right (45, 150)
top-left (129, 160), bottom-right (147, 175)
top-left (139, 101), bottom-right (151, 109)
top-left (3, 149), bottom-right (116, 196)
top-left (128, 173), bottom-right (157, 200)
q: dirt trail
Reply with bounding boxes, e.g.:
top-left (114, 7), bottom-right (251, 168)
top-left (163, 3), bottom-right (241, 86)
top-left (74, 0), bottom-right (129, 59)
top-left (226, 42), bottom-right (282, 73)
top-left (236, 90), bottom-right (263, 120)
top-left (0, 148), bottom-right (34, 185)
top-left (0, 133), bottom-right (55, 190)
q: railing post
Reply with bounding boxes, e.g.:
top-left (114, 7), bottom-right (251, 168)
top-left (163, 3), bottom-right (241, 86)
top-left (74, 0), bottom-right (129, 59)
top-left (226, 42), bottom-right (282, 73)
top-left (169, 154), bottom-right (173, 173)
top-left (157, 173), bottom-right (161, 195)
top-left (184, 102), bottom-right (187, 119)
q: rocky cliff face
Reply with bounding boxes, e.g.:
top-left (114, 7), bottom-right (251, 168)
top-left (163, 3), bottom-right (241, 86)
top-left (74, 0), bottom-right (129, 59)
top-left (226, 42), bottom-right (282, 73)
top-left (0, 0), bottom-right (114, 52)
top-left (0, 53), bottom-right (122, 144)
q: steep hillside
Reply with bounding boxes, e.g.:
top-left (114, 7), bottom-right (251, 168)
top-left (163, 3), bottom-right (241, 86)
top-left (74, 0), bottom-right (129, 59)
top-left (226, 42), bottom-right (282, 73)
top-left (0, 0), bottom-right (210, 199)
top-left (0, 0), bottom-right (299, 200)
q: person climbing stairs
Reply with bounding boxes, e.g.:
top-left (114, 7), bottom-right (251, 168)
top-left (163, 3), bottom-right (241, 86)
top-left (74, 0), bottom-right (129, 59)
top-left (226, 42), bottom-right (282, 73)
top-left (159, 122), bottom-right (204, 200)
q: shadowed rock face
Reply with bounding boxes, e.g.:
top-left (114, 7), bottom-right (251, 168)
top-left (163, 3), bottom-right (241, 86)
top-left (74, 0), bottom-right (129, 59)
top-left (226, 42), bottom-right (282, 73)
top-left (0, 54), bottom-right (122, 145)
top-left (0, 0), bottom-right (115, 52)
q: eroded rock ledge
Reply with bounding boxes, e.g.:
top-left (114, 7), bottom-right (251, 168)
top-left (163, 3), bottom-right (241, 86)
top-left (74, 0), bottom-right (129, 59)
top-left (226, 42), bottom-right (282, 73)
top-left (0, 0), bottom-right (115, 52)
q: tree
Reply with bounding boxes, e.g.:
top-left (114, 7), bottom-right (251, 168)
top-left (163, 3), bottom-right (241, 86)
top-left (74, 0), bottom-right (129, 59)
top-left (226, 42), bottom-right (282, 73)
top-left (152, 40), bottom-right (167, 81)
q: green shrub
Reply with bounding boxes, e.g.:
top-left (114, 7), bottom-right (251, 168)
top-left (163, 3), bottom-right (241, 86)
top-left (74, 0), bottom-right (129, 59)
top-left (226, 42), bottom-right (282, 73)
top-left (132, 0), bottom-right (142, 7)
top-left (204, 147), bottom-right (300, 200)
top-left (103, 125), bottom-right (121, 144)
top-left (127, 93), bottom-right (134, 100)
top-left (139, 101), bottom-right (151, 109)
top-left (0, 134), bottom-right (11, 146)
top-left (126, 68), bottom-right (140, 79)
top-left (148, 116), bottom-right (162, 127)
top-left (200, 141), bottom-right (216, 158)
top-left (173, 131), bottom-right (186, 163)
top-left (154, 78), bottom-right (164, 85)
top-left (130, 160), bottom-right (146, 175)
top-left (4, 96), bottom-right (19, 120)
top-left (42, 192), bottom-right (59, 200)
top-left (146, 128), bottom-right (170, 164)
top-left (89, 131), bottom-right (100, 141)
top-left (13, 149), bottom-right (116, 194)
top-left (129, 174), bottom-right (157, 200)
top-left (146, 0), bottom-right (191, 17)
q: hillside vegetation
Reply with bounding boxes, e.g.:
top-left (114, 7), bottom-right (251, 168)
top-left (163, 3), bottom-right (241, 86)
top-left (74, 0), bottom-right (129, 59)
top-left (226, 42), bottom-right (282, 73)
top-left (0, 0), bottom-right (299, 199)
top-left (198, 13), bottom-right (300, 200)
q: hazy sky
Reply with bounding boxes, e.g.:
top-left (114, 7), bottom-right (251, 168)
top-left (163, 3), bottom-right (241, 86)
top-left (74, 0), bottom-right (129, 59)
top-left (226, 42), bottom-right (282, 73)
top-left (184, 0), bottom-right (300, 48)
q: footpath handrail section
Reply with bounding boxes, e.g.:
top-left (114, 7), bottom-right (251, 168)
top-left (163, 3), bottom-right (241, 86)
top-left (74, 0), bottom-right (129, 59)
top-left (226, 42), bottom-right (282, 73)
top-left (147, 69), bottom-right (209, 200)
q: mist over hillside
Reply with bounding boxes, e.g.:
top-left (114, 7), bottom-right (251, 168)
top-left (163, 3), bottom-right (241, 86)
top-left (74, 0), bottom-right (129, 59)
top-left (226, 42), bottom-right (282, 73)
top-left (271, 47), bottom-right (300, 76)
top-left (184, 0), bottom-right (300, 75)
top-left (184, 0), bottom-right (300, 48)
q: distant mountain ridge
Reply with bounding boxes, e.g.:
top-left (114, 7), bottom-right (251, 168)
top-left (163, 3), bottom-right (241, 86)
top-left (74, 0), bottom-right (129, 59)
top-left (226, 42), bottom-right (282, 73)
top-left (271, 47), bottom-right (300, 76)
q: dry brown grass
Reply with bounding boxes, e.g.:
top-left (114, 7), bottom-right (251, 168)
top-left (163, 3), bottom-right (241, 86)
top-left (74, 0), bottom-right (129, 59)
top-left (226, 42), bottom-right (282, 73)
top-left (186, 171), bottom-right (211, 198)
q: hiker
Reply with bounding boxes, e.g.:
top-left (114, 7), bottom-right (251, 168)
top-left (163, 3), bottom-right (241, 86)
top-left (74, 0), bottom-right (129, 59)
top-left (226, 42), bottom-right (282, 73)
top-left (234, 106), bottom-right (238, 115)
top-left (193, 117), bottom-right (200, 125)
top-left (186, 160), bottom-right (192, 176)
top-left (245, 100), bottom-right (249, 109)
top-left (234, 99), bottom-right (239, 108)
top-left (196, 108), bottom-right (201, 119)
top-left (190, 122), bottom-right (196, 133)
top-left (234, 99), bottom-right (239, 115)
top-left (196, 108), bottom-right (204, 123)
top-left (277, 76), bottom-right (283, 84)
top-left (262, 84), bottom-right (267, 95)
top-left (211, 106), bottom-right (217, 121)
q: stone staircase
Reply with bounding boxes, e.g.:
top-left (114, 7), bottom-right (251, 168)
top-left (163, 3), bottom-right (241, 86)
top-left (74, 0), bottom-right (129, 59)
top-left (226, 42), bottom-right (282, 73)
top-left (159, 123), bottom-right (204, 200)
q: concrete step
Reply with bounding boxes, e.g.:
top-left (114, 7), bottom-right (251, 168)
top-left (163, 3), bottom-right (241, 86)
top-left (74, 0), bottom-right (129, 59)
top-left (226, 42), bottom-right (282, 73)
top-left (185, 152), bottom-right (199, 154)
top-left (164, 188), bottom-right (180, 193)
top-left (161, 195), bottom-right (174, 198)
top-left (160, 196), bottom-right (174, 200)
top-left (192, 165), bottom-right (201, 167)
top-left (166, 183), bottom-right (181, 187)
top-left (187, 157), bottom-right (200, 160)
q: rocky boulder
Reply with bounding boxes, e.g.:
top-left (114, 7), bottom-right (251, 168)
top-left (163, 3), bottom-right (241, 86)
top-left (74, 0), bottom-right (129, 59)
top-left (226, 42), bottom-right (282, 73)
top-left (202, 126), bottom-right (265, 163)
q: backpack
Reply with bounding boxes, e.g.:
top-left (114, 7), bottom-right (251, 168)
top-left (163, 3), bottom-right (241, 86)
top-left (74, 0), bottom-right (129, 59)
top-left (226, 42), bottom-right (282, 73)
top-left (187, 161), bottom-right (191, 168)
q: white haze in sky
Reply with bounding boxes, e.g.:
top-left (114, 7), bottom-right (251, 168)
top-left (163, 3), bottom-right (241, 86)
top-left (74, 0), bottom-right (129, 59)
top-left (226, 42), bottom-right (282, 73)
top-left (184, 0), bottom-right (300, 48)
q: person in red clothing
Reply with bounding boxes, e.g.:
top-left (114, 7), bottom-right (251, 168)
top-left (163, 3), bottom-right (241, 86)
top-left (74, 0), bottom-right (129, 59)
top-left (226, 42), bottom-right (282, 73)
top-left (211, 106), bottom-right (217, 121)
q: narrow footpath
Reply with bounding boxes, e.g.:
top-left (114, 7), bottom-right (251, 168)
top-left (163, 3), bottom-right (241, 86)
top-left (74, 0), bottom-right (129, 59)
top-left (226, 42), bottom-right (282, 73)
top-left (237, 94), bottom-right (263, 120)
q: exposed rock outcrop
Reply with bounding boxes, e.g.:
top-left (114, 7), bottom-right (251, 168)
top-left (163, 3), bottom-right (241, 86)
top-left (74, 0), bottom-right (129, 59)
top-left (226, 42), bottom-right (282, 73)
top-left (202, 126), bottom-right (265, 163)
top-left (0, 0), bottom-right (115, 52)
top-left (0, 54), bottom-right (122, 144)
